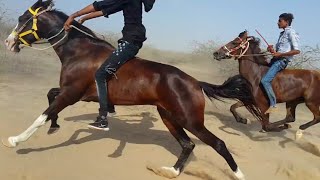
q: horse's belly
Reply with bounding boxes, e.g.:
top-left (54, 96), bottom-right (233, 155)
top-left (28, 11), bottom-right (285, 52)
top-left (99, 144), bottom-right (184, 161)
top-left (108, 77), bottom-right (158, 105)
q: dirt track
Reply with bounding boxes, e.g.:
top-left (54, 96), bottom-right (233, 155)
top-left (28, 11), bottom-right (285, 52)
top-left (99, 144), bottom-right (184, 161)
top-left (1, 48), bottom-right (320, 180)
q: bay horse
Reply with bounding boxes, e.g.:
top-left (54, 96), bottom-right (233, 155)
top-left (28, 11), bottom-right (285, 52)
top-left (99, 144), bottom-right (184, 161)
top-left (213, 31), bottom-right (320, 139)
top-left (2, 1), bottom-right (261, 179)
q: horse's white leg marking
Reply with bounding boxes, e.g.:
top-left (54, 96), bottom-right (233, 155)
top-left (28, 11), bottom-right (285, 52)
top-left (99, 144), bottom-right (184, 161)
top-left (161, 166), bottom-right (180, 177)
top-left (234, 167), bottom-right (245, 180)
top-left (295, 129), bottom-right (304, 140)
top-left (2, 114), bottom-right (48, 147)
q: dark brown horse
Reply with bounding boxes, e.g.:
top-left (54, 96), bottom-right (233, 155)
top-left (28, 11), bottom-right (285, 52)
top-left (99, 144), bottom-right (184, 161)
top-left (2, 1), bottom-right (261, 179)
top-left (213, 31), bottom-right (320, 139)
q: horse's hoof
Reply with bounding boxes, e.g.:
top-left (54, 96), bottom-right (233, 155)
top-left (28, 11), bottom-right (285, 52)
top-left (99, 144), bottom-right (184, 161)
top-left (47, 127), bottom-right (60, 135)
top-left (295, 129), bottom-right (304, 140)
top-left (234, 168), bottom-right (246, 180)
top-left (245, 118), bottom-right (250, 124)
top-left (240, 118), bottom-right (248, 124)
top-left (284, 124), bottom-right (292, 129)
top-left (1, 137), bottom-right (17, 148)
top-left (259, 129), bottom-right (267, 133)
top-left (147, 164), bottom-right (180, 179)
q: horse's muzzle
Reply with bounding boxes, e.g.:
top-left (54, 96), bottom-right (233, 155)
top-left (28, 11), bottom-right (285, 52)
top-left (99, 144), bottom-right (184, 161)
top-left (213, 52), bottom-right (226, 61)
top-left (4, 36), bottom-right (20, 53)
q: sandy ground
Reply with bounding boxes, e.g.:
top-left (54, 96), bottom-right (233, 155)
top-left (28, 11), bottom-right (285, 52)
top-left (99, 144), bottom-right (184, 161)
top-left (1, 48), bottom-right (320, 180)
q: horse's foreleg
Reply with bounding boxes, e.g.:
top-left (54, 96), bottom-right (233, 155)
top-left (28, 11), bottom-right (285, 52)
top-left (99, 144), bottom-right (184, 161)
top-left (282, 100), bottom-right (301, 123)
top-left (254, 97), bottom-right (287, 132)
top-left (264, 100), bottom-right (303, 131)
top-left (47, 88), bottom-right (61, 134)
top-left (296, 101), bottom-right (320, 140)
top-left (2, 114), bottom-right (49, 148)
top-left (230, 101), bottom-right (248, 124)
top-left (2, 89), bottom-right (80, 148)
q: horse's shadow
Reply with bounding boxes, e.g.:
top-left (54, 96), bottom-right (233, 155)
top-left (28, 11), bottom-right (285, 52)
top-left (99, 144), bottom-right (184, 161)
top-left (206, 110), bottom-right (320, 157)
top-left (16, 112), bottom-right (202, 159)
top-left (205, 110), bottom-right (287, 142)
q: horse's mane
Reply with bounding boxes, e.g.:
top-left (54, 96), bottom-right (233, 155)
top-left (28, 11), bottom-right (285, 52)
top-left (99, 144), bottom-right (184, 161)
top-left (249, 36), bottom-right (269, 66)
top-left (248, 36), bottom-right (261, 47)
top-left (51, 9), bottom-right (115, 49)
top-left (238, 31), bottom-right (262, 52)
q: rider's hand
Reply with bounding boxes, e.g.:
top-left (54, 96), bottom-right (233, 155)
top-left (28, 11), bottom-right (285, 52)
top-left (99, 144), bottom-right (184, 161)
top-left (267, 45), bottom-right (275, 53)
top-left (272, 52), bottom-right (282, 58)
top-left (64, 16), bottom-right (75, 31)
top-left (78, 18), bottom-right (85, 24)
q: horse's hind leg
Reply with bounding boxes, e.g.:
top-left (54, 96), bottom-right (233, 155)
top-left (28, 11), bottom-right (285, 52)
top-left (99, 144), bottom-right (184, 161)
top-left (230, 101), bottom-right (248, 124)
top-left (47, 88), bottom-right (61, 134)
top-left (148, 107), bottom-right (195, 178)
top-left (175, 98), bottom-right (244, 179)
top-left (296, 101), bottom-right (320, 140)
top-left (185, 124), bottom-right (245, 180)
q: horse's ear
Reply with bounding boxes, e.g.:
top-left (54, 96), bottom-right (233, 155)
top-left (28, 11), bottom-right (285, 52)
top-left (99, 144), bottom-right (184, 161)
top-left (32, 0), bottom-right (43, 8)
top-left (238, 30), bottom-right (248, 38)
top-left (42, 0), bottom-right (54, 9)
top-left (244, 30), bottom-right (249, 37)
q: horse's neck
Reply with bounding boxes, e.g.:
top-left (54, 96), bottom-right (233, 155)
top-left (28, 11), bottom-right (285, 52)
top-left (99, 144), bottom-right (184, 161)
top-left (238, 47), bottom-right (269, 85)
top-left (48, 31), bottom-right (113, 64)
top-left (239, 60), bottom-right (260, 82)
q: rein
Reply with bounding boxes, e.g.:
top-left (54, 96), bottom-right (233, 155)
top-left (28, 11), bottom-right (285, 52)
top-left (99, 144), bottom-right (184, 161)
top-left (21, 26), bottom-right (96, 51)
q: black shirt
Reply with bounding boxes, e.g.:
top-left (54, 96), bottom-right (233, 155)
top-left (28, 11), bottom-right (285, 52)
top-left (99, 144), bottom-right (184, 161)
top-left (93, 0), bottom-right (148, 48)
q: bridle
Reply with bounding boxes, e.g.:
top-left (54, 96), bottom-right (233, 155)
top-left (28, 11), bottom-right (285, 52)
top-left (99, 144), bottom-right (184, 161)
top-left (11, 7), bottom-right (49, 46)
top-left (222, 36), bottom-right (272, 60)
top-left (9, 5), bottom-right (101, 51)
top-left (223, 37), bottom-right (252, 59)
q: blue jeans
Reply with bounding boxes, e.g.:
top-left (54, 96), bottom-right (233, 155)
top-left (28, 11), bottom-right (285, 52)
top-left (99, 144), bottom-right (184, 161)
top-left (95, 41), bottom-right (140, 116)
top-left (261, 59), bottom-right (288, 107)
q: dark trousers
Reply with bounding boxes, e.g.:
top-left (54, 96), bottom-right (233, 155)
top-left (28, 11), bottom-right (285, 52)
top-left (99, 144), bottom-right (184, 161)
top-left (95, 41), bottom-right (140, 115)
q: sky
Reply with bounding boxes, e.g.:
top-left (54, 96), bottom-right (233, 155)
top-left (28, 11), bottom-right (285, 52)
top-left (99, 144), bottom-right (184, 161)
top-left (2, 0), bottom-right (319, 52)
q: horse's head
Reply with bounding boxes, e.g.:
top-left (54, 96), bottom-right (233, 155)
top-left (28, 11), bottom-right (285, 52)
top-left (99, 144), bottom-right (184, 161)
top-left (4, 0), bottom-right (54, 52)
top-left (213, 30), bottom-right (251, 61)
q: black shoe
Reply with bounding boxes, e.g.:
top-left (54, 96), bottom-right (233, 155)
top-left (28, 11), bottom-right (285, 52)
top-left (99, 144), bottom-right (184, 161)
top-left (88, 116), bottom-right (109, 131)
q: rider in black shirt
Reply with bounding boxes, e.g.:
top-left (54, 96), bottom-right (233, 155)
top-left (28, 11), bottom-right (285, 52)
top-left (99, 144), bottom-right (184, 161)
top-left (64, 0), bottom-right (155, 131)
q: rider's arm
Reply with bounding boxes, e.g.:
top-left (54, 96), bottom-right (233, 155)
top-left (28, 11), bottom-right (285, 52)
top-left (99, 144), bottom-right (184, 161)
top-left (76, 0), bottom-right (131, 22)
top-left (276, 50), bottom-right (300, 57)
top-left (64, 5), bottom-right (99, 30)
top-left (79, 11), bottom-right (104, 23)
top-left (70, 5), bottom-right (97, 19)
top-left (64, 1), bottom-right (129, 30)
top-left (92, 0), bottom-right (129, 17)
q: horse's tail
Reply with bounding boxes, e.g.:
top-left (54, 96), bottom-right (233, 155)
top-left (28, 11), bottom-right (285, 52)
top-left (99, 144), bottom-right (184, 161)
top-left (199, 75), bottom-right (263, 121)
